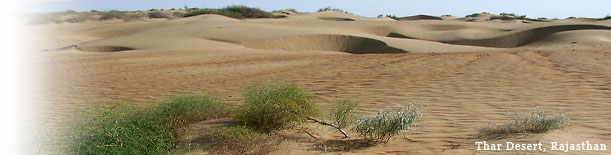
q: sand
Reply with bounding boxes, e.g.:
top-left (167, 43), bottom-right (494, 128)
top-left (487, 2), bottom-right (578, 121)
top-left (29, 11), bottom-right (611, 154)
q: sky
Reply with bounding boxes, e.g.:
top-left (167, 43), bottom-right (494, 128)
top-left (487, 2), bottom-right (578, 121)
top-left (19, 0), bottom-right (611, 19)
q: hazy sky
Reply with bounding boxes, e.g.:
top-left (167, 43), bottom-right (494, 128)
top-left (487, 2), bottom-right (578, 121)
top-left (23, 0), bottom-right (611, 18)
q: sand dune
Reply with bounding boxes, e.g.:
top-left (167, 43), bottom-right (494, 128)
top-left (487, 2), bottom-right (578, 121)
top-left (242, 34), bottom-right (406, 54)
top-left (388, 24), bottom-right (611, 48)
top-left (397, 15), bottom-right (443, 20)
top-left (30, 10), bottom-right (611, 155)
top-left (64, 11), bottom-right (610, 54)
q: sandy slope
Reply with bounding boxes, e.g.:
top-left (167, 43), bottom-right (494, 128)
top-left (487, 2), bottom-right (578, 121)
top-left (30, 11), bottom-right (611, 154)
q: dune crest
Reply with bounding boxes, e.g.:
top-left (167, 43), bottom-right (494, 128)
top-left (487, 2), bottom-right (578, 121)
top-left (242, 34), bottom-right (406, 54)
top-left (388, 24), bottom-right (611, 48)
top-left (76, 45), bottom-right (134, 52)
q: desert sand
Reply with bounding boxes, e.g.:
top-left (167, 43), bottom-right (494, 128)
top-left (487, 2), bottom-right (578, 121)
top-left (29, 11), bottom-right (611, 154)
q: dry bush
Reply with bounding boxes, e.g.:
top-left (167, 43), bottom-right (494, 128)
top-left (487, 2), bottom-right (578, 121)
top-left (354, 103), bottom-right (424, 142)
top-left (98, 11), bottom-right (126, 21)
top-left (479, 106), bottom-right (569, 140)
top-left (147, 11), bottom-right (170, 18)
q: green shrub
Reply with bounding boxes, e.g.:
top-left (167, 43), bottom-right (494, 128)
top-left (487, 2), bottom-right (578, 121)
top-left (480, 106), bottom-right (569, 139)
top-left (183, 5), bottom-right (283, 19)
top-left (331, 100), bottom-right (357, 129)
top-left (235, 82), bottom-right (319, 132)
top-left (355, 103), bottom-right (423, 142)
top-left (208, 126), bottom-right (276, 155)
top-left (69, 94), bottom-right (228, 154)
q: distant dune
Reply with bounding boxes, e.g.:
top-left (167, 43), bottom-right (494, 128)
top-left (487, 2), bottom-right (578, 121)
top-left (39, 11), bottom-right (607, 54)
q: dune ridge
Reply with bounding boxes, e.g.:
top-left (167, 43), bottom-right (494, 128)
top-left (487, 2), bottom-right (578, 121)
top-left (388, 24), bottom-right (611, 48)
top-left (50, 11), bottom-right (611, 54)
top-left (242, 34), bottom-right (406, 54)
top-left (76, 45), bottom-right (134, 52)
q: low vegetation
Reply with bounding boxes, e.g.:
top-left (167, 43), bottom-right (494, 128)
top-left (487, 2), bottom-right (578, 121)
top-left (317, 7), bottom-right (351, 14)
top-left (377, 14), bottom-right (399, 20)
top-left (147, 11), bottom-right (170, 18)
top-left (65, 81), bottom-right (428, 154)
top-left (272, 8), bottom-right (300, 14)
top-left (499, 12), bottom-right (527, 19)
top-left (235, 82), bottom-right (320, 132)
top-left (354, 103), bottom-right (424, 142)
top-left (26, 9), bottom-right (186, 24)
top-left (207, 126), bottom-right (276, 155)
top-left (479, 106), bottom-right (569, 140)
top-left (183, 5), bottom-right (285, 19)
top-left (331, 100), bottom-right (358, 129)
top-left (68, 95), bottom-right (228, 154)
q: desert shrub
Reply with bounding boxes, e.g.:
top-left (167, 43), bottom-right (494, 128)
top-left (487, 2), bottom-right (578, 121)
top-left (98, 11), bottom-right (125, 21)
top-left (355, 103), bottom-right (423, 142)
top-left (273, 8), bottom-right (299, 14)
top-left (64, 9), bottom-right (76, 14)
top-left (208, 126), bottom-right (276, 155)
top-left (480, 107), bottom-right (569, 139)
top-left (331, 100), bottom-right (357, 129)
top-left (520, 107), bottom-right (569, 133)
top-left (69, 95), bottom-right (228, 154)
top-left (495, 12), bottom-right (527, 20)
top-left (602, 15), bottom-right (611, 20)
top-left (317, 7), bottom-right (350, 14)
top-left (183, 5), bottom-right (282, 19)
top-left (235, 82), bottom-right (319, 132)
top-left (466, 13), bottom-right (480, 17)
top-left (65, 16), bottom-right (87, 23)
top-left (172, 12), bottom-right (185, 18)
top-left (147, 11), bottom-right (170, 18)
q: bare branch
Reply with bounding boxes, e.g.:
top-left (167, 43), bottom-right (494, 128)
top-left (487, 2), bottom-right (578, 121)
top-left (304, 115), bottom-right (350, 138)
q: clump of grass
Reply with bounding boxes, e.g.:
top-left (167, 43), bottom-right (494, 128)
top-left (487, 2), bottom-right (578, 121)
top-left (354, 103), bottom-right (423, 142)
top-left (208, 126), bottom-right (276, 155)
top-left (235, 82), bottom-right (319, 132)
top-left (183, 5), bottom-right (284, 19)
top-left (331, 100), bottom-right (357, 129)
top-left (69, 94), bottom-right (228, 154)
top-left (479, 106), bottom-right (569, 139)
